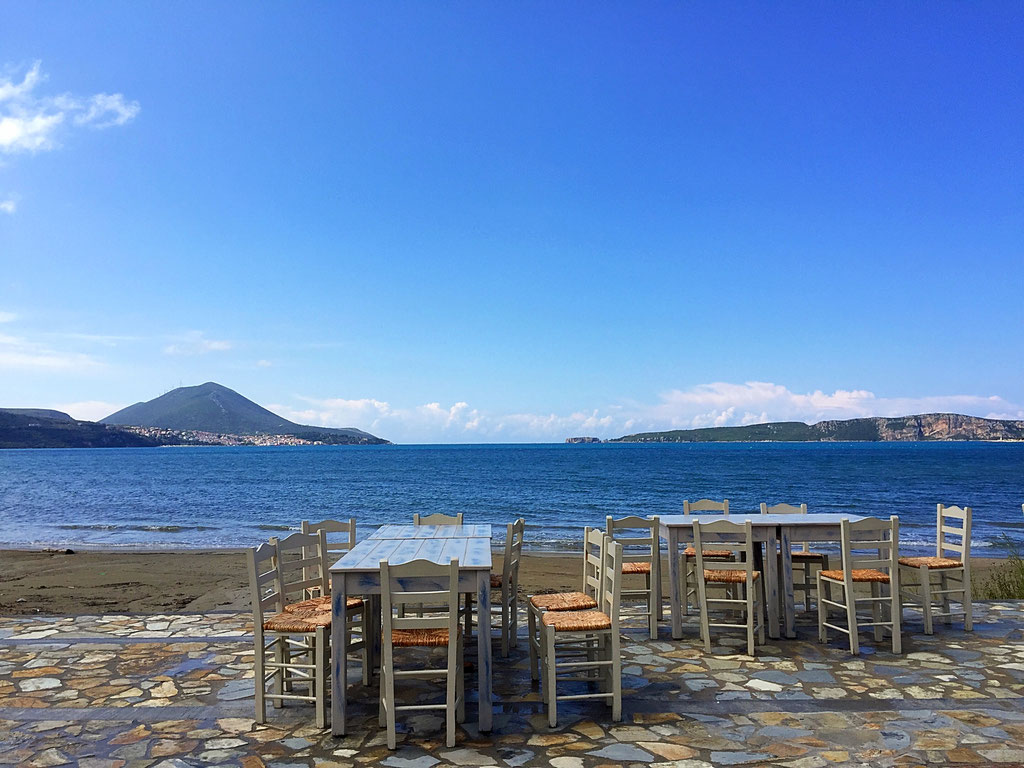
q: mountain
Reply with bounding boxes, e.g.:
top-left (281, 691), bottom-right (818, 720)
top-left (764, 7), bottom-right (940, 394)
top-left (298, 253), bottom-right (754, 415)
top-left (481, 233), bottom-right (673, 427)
top-left (101, 382), bottom-right (388, 444)
top-left (611, 413), bottom-right (1024, 443)
top-left (0, 408), bottom-right (73, 421)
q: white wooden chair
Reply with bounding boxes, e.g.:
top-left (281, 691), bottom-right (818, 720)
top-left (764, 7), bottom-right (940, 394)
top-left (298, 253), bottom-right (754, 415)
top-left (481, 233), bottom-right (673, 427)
top-left (301, 517), bottom-right (370, 685)
top-left (606, 515), bottom-right (661, 639)
top-left (489, 518), bottom-right (525, 657)
top-left (410, 512), bottom-right (471, 632)
top-left (527, 527), bottom-right (603, 681)
top-left (413, 512), bottom-right (464, 525)
top-left (818, 516), bottom-right (902, 654)
top-left (379, 557), bottom-right (464, 749)
top-left (681, 498), bottom-right (733, 614)
top-left (760, 502), bottom-right (830, 611)
top-left (247, 531), bottom-right (366, 728)
top-left (541, 538), bottom-right (623, 727)
top-left (899, 504), bottom-right (973, 634)
top-left (693, 519), bottom-right (765, 656)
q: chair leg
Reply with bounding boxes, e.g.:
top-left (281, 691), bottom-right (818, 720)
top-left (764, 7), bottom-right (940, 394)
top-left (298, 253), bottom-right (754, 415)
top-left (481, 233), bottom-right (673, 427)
top-left (272, 638), bottom-right (284, 708)
top-left (940, 571), bottom-right (951, 624)
top-left (544, 626), bottom-right (558, 727)
top-left (920, 566), bottom-right (933, 635)
top-left (610, 630), bottom-right (622, 722)
top-left (963, 569), bottom-right (973, 631)
top-left (817, 577), bottom-right (828, 643)
top-left (756, 589), bottom-right (766, 646)
top-left (871, 582), bottom-right (883, 643)
top-left (446, 643), bottom-right (456, 748)
top-left (510, 592), bottom-right (519, 648)
top-left (845, 585), bottom-right (859, 655)
top-left (360, 607), bottom-right (371, 686)
top-left (682, 556), bottom-right (690, 616)
top-left (891, 582), bottom-right (902, 654)
top-left (527, 606), bottom-right (540, 682)
top-left (746, 582), bottom-right (755, 656)
top-left (314, 627), bottom-right (327, 729)
top-left (464, 593), bottom-right (473, 638)
top-left (646, 572), bottom-right (657, 639)
top-left (254, 635), bottom-right (267, 723)
top-left (383, 643), bottom-right (396, 749)
top-left (456, 638), bottom-right (465, 723)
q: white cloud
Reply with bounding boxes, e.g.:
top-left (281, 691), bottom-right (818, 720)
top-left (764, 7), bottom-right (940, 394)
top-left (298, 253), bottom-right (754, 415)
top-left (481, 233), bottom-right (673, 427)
top-left (0, 311), bottom-right (15, 322)
top-left (163, 331), bottom-right (232, 355)
top-left (269, 381), bottom-right (1024, 444)
top-left (0, 61), bottom-right (139, 155)
top-left (53, 400), bottom-right (126, 422)
top-left (256, 359), bottom-right (273, 368)
top-left (1, 199), bottom-right (16, 214)
top-left (0, 332), bottom-right (101, 372)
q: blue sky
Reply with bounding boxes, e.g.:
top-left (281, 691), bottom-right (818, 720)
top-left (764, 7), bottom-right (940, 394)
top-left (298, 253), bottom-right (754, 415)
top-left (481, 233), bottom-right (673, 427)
top-left (1, 3), bottom-right (1022, 443)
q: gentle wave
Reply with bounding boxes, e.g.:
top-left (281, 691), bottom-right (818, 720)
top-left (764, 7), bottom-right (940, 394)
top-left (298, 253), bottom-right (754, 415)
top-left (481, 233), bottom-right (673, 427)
top-left (57, 524), bottom-right (218, 533)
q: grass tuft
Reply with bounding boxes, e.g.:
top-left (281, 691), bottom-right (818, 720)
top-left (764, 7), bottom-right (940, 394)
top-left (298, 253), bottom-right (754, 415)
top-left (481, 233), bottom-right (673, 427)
top-left (978, 536), bottom-right (1024, 599)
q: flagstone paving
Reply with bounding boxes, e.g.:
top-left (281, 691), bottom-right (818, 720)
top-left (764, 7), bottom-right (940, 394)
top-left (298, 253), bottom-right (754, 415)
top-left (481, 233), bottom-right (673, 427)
top-left (1, 603), bottom-right (1023, 767)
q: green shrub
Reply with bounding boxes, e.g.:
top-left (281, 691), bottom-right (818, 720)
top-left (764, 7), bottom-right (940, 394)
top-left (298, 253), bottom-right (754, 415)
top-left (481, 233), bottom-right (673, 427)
top-left (978, 537), bottom-right (1024, 600)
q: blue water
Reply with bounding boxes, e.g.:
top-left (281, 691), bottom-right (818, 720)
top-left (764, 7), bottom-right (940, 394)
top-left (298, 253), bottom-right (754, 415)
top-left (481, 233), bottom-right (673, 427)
top-left (0, 442), bottom-right (1022, 554)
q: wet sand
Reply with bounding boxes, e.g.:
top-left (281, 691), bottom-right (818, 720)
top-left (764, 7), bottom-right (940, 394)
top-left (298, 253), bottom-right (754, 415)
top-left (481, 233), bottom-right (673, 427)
top-left (0, 549), bottom-right (1009, 616)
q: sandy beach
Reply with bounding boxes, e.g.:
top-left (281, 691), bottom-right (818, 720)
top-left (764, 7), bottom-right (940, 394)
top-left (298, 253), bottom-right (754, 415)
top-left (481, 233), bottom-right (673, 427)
top-left (0, 548), bottom-right (1008, 616)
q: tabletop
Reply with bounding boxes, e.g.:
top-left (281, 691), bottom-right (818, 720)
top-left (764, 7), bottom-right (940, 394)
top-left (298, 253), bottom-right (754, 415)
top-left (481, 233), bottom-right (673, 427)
top-left (330, 535), bottom-right (492, 573)
top-left (369, 524), bottom-right (492, 540)
top-left (660, 513), bottom-right (866, 527)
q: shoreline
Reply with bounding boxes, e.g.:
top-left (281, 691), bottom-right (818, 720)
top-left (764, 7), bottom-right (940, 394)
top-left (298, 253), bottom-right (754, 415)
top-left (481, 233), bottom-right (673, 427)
top-left (0, 548), bottom-right (1011, 617)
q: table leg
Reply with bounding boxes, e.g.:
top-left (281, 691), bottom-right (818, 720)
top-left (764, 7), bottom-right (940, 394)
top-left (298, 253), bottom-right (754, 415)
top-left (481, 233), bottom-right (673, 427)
top-left (780, 527), bottom-right (795, 638)
top-left (764, 531), bottom-right (780, 640)
top-left (476, 571), bottom-right (493, 731)
top-left (331, 575), bottom-right (348, 736)
top-left (667, 529), bottom-right (683, 639)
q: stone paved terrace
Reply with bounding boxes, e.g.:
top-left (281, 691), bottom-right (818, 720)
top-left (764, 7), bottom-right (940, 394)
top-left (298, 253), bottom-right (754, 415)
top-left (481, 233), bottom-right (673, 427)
top-left (2, 604), bottom-right (1024, 768)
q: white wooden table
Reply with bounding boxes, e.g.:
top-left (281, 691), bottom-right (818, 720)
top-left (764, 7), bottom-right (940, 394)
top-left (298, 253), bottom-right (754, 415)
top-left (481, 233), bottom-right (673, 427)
top-left (369, 524), bottom-right (492, 540)
top-left (330, 535), bottom-right (493, 736)
top-left (659, 513), bottom-right (864, 640)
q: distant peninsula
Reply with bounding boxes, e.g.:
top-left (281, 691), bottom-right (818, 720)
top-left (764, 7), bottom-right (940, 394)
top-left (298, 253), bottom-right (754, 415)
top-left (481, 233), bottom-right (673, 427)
top-left (608, 413), bottom-right (1024, 443)
top-left (1, 382), bottom-right (389, 449)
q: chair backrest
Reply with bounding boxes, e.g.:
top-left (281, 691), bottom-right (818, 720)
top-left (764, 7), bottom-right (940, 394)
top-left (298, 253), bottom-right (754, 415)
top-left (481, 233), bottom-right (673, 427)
top-left (246, 540), bottom-right (281, 631)
top-left (582, 527), bottom-right (608, 601)
top-left (605, 515), bottom-right (658, 567)
top-left (760, 502), bottom-right (810, 551)
top-left (692, 519), bottom-right (757, 581)
top-left (499, 518), bottom-right (525, 590)
top-left (839, 516), bottom-right (900, 582)
top-left (684, 498), bottom-right (729, 515)
top-left (413, 512), bottom-right (464, 525)
top-left (599, 539), bottom-right (624, 629)
top-left (760, 502), bottom-right (806, 515)
top-left (380, 558), bottom-right (460, 639)
top-left (273, 530), bottom-right (329, 606)
top-left (936, 504), bottom-right (971, 562)
top-left (301, 518), bottom-right (356, 563)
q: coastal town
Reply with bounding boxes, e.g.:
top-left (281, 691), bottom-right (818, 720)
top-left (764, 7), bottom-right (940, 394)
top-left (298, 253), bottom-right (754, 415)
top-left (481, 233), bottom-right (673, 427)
top-left (118, 425), bottom-right (323, 447)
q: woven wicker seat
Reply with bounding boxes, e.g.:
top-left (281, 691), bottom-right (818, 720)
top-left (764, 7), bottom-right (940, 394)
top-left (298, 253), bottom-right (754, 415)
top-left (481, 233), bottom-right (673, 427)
top-left (490, 572), bottom-right (503, 589)
top-left (791, 550), bottom-right (827, 560)
top-left (541, 609), bottom-right (612, 632)
top-left (529, 591), bottom-right (598, 612)
top-left (684, 546), bottom-right (733, 558)
top-left (391, 627), bottom-right (459, 647)
top-left (704, 568), bottom-right (761, 584)
top-left (898, 556), bottom-right (962, 569)
top-left (621, 561), bottom-right (651, 575)
top-left (264, 608), bottom-right (332, 633)
top-left (284, 596), bottom-right (364, 613)
top-left (820, 568), bottom-right (890, 583)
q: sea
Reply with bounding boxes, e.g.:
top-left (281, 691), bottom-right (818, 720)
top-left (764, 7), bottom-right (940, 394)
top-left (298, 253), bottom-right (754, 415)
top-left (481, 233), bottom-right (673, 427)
top-left (1, 442), bottom-right (1022, 555)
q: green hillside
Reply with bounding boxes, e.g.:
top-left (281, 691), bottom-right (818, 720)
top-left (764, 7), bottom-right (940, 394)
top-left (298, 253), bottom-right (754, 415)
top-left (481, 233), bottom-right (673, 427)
top-left (0, 411), bottom-right (165, 449)
top-left (612, 413), bottom-right (1024, 443)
